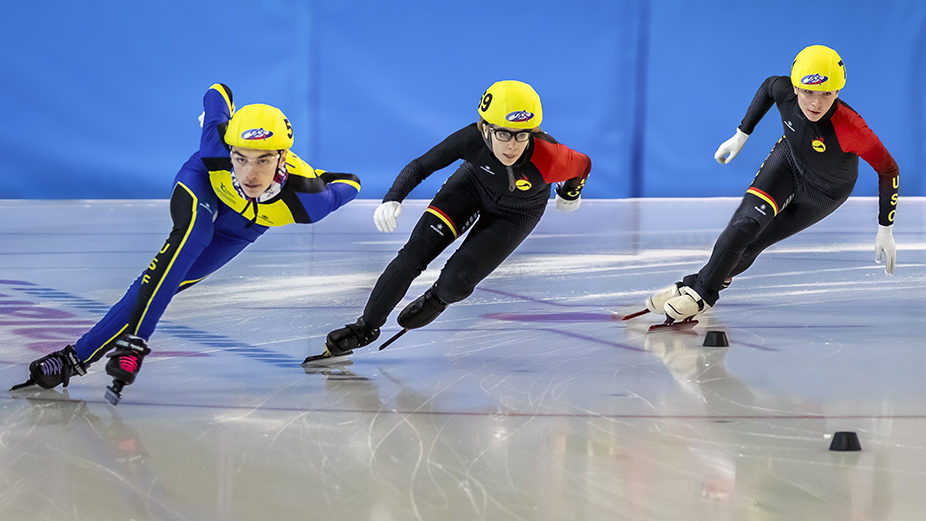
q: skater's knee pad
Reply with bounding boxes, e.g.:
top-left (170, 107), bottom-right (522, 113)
top-left (394, 242), bottom-right (434, 276)
top-left (723, 215), bottom-right (764, 249)
top-left (436, 264), bottom-right (477, 303)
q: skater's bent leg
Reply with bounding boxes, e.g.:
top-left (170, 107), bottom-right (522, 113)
top-left (728, 189), bottom-right (847, 278)
top-left (362, 211), bottom-right (457, 327)
top-left (177, 215), bottom-right (267, 292)
top-left (692, 195), bottom-right (773, 305)
top-left (692, 137), bottom-right (799, 297)
top-left (434, 212), bottom-right (540, 303)
top-left (75, 182), bottom-right (215, 364)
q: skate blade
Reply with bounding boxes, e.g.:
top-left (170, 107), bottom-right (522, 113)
top-left (302, 349), bottom-right (353, 367)
top-left (105, 381), bottom-right (125, 406)
top-left (378, 329), bottom-right (408, 351)
top-left (9, 378), bottom-right (37, 392)
top-left (648, 318), bottom-right (699, 332)
top-left (619, 308), bottom-right (650, 321)
top-left (104, 387), bottom-right (122, 406)
top-left (303, 361), bottom-right (356, 376)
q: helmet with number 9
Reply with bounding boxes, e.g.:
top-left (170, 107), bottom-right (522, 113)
top-left (224, 103), bottom-right (294, 150)
top-left (477, 80), bottom-right (543, 129)
top-left (791, 45), bottom-right (846, 92)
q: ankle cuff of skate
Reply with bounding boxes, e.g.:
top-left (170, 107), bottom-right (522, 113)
top-left (63, 347), bottom-right (87, 376)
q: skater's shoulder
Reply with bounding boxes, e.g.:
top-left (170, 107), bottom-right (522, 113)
top-left (427, 123), bottom-right (482, 155)
top-left (281, 151), bottom-right (314, 177)
top-left (527, 138), bottom-right (591, 183)
top-left (831, 100), bottom-right (866, 125)
top-left (531, 134), bottom-right (590, 165)
top-left (761, 75), bottom-right (796, 99)
top-left (764, 75), bottom-right (791, 87)
top-left (444, 122), bottom-right (480, 140)
top-left (830, 100), bottom-right (881, 138)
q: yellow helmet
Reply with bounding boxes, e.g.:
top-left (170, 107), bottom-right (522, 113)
top-left (791, 45), bottom-right (846, 91)
top-left (224, 103), bottom-right (293, 150)
top-left (477, 80), bottom-right (542, 129)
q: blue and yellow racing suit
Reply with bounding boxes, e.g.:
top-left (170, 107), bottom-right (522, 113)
top-left (74, 84), bottom-right (360, 363)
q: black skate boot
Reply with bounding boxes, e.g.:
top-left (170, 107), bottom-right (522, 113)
top-left (325, 317), bottom-right (381, 357)
top-left (104, 334), bottom-right (151, 405)
top-left (10, 345), bottom-right (87, 391)
top-left (397, 287), bottom-right (448, 329)
top-left (304, 317), bottom-right (381, 366)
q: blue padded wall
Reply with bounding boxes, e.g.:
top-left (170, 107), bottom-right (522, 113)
top-left (0, 1), bottom-right (922, 199)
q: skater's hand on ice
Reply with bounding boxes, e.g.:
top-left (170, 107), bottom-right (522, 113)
top-left (714, 129), bottom-right (749, 164)
top-left (875, 224), bottom-right (896, 274)
top-left (374, 201), bottom-right (402, 232)
top-left (555, 193), bottom-right (581, 212)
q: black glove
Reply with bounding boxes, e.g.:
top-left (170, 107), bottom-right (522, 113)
top-left (556, 178), bottom-right (585, 201)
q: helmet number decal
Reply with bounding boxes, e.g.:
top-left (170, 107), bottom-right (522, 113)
top-left (480, 93), bottom-right (492, 113)
top-left (284, 118), bottom-right (293, 139)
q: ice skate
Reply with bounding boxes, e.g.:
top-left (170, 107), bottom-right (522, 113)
top-left (648, 316), bottom-right (700, 332)
top-left (397, 287), bottom-right (447, 329)
top-left (365, 288), bottom-right (448, 354)
top-left (303, 317), bottom-right (380, 366)
top-left (646, 286), bottom-right (711, 332)
top-left (104, 334), bottom-right (151, 405)
top-left (664, 286), bottom-right (712, 322)
top-left (10, 345), bottom-right (87, 391)
top-left (620, 282), bottom-right (681, 321)
top-left (648, 282), bottom-right (683, 314)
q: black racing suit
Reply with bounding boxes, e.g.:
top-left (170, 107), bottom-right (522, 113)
top-left (361, 123), bottom-right (591, 327)
top-left (687, 75), bottom-right (899, 306)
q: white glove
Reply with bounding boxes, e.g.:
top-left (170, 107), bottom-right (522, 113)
top-left (875, 224), bottom-right (896, 275)
top-left (713, 128), bottom-right (749, 164)
top-left (555, 193), bottom-right (581, 212)
top-left (373, 201), bottom-right (403, 232)
top-left (198, 111), bottom-right (205, 128)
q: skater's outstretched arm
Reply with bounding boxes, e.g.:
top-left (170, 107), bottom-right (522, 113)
top-left (279, 163), bottom-right (361, 224)
top-left (200, 83), bottom-right (235, 159)
top-left (383, 125), bottom-right (474, 203)
top-left (829, 98), bottom-right (900, 274)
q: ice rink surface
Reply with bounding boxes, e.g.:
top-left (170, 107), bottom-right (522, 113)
top-left (1, 197), bottom-right (924, 521)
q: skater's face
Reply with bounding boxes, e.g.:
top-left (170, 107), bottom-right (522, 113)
top-left (485, 125), bottom-right (531, 166)
top-left (793, 87), bottom-right (838, 122)
top-left (230, 147), bottom-right (286, 198)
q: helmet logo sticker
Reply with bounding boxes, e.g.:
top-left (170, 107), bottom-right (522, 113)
top-left (801, 74), bottom-right (828, 86)
top-left (241, 128), bottom-right (274, 140)
top-left (505, 110), bottom-right (534, 123)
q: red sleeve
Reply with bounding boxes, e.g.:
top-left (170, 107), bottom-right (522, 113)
top-left (832, 104), bottom-right (898, 179)
top-left (531, 138), bottom-right (591, 184)
top-left (832, 103), bottom-right (899, 226)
